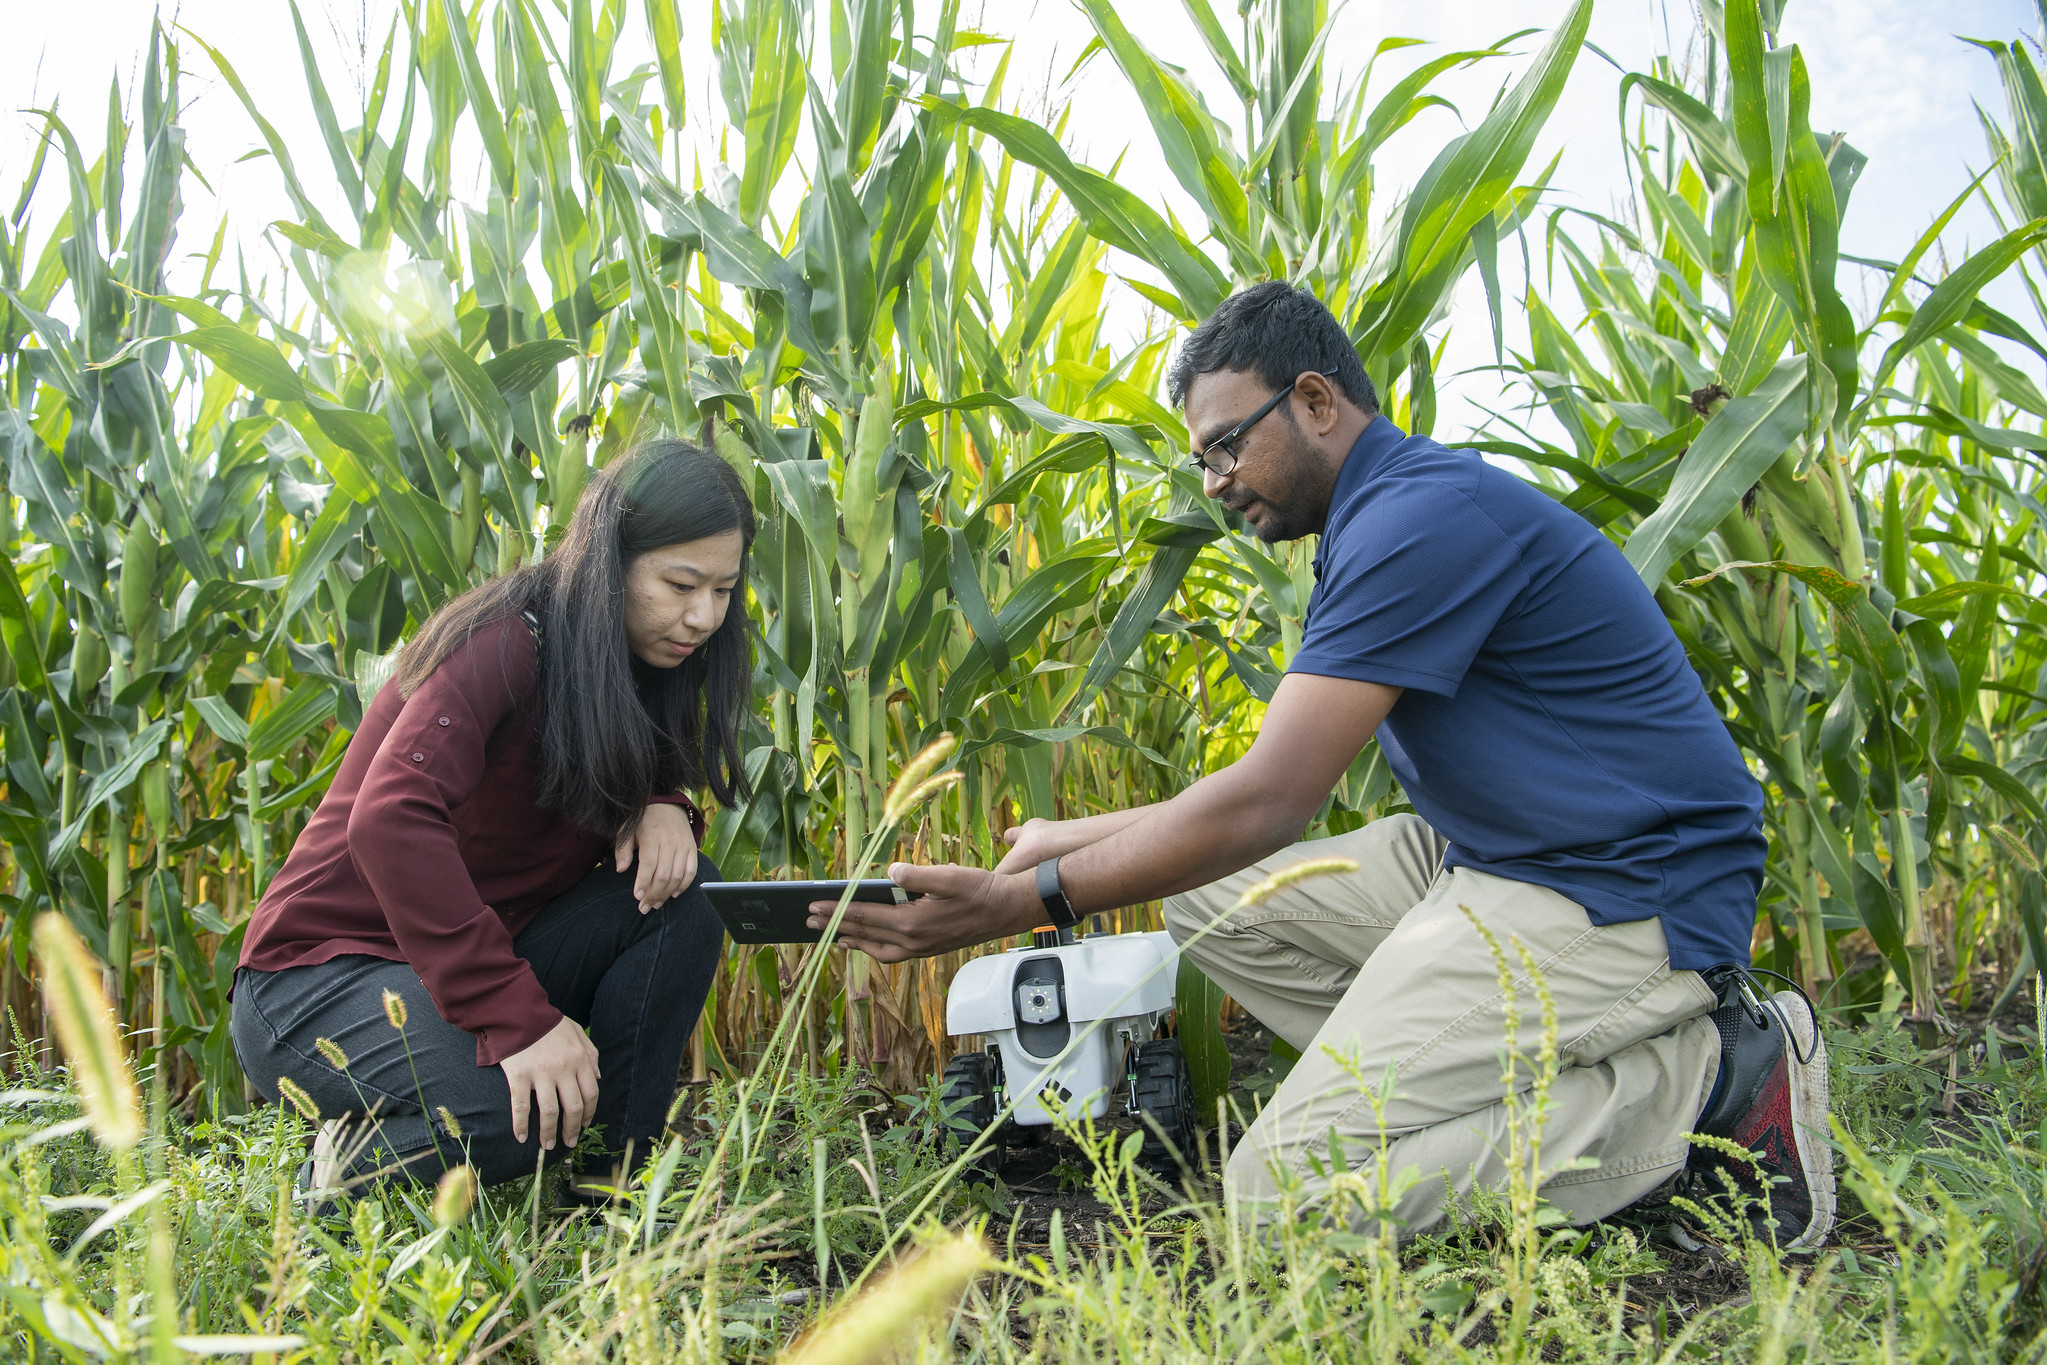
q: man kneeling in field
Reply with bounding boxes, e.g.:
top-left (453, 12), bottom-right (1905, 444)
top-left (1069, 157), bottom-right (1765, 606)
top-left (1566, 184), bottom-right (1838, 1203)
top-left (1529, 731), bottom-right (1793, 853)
top-left (812, 282), bottom-right (1833, 1249)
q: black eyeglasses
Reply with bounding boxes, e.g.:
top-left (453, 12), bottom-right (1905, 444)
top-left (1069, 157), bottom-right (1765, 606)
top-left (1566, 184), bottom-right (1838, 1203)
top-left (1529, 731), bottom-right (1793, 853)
top-left (1185, 370), bottom-right (1339, 477)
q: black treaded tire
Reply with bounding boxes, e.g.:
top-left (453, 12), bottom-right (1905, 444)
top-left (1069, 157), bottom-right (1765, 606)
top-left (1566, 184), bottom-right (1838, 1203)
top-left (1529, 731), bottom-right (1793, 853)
top-left (1129, 1038), bottom-right (1198, 1175)
top-left (939, 1051), bottom-right (1005, 1181)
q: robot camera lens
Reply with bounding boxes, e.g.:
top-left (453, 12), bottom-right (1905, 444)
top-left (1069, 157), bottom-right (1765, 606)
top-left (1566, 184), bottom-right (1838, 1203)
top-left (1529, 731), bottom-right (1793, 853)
top-left (1015, 979), bottom-right (1062, 1024)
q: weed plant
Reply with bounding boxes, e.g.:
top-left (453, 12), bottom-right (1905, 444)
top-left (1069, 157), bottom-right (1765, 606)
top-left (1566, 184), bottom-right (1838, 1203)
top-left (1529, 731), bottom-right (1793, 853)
top-left (12, 929), bottom-right (2047, 1361)
top-left (11, 0), bottom-right (2047, 1357)
top-left (16, 0), bottom-right (2047, 1119)
top-left (11, 1013), bottom-right (2047, 1362)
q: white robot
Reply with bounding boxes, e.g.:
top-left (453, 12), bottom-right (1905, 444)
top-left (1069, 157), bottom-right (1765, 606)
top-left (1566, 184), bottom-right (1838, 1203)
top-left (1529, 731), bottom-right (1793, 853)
top-left (939, 925), bottom-right (1196, 1176)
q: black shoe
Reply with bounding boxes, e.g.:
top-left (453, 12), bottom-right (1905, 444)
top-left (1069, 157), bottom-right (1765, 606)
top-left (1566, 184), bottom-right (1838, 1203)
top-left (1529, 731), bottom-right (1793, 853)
top-left (1687, 968), bottom-right (1834, 1252)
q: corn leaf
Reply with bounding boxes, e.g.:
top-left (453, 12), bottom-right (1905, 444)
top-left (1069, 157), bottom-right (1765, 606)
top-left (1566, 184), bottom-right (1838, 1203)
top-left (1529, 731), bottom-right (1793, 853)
top-left (1625, 357), bottom-right (1808, 586)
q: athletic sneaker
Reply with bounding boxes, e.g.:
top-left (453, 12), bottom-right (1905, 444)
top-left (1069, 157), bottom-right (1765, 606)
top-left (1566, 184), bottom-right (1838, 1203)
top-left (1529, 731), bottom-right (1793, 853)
top-left (1686, 968), bottom-right (1835, 1251)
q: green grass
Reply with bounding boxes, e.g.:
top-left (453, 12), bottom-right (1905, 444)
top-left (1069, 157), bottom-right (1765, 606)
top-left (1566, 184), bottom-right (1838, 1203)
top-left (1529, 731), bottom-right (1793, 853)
top-left (8, 1007), bottom-right (2047, 1363)
top-left (11, 1), bottom-right (2047, 1358)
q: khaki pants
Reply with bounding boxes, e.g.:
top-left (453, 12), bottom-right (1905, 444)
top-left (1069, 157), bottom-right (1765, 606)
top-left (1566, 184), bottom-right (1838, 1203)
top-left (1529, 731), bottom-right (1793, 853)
top-left (1163, 814), bottom-right (1722, 1234)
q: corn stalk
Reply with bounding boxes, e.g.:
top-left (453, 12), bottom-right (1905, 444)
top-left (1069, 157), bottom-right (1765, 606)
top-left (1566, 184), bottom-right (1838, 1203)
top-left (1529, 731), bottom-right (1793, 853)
top-left (10, 0), bottom-right (2038, 1102)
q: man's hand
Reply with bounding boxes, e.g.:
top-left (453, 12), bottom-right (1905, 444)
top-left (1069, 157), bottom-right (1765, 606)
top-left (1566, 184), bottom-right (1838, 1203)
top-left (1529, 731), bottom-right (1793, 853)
top-left (808, 676), bottom-right (1399, 959)
top-left (805, 862), bottom-right (1041, 962)
top-left (500, 1015), bottom-right (600, 1151)
top-left (615, 802), bottom-right (697, 912)
top-left (1004, 675), bottom-right (1405, 916)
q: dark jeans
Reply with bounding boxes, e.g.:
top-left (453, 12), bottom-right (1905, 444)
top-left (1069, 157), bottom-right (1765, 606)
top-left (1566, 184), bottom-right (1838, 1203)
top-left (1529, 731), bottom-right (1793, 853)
top-left (231, 857), bottom-right (723, 1188)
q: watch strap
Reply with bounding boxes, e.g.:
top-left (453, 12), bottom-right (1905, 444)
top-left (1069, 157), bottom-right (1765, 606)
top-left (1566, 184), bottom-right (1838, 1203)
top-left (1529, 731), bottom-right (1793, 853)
top-left (1034, 855), bottom-right (1080, 928)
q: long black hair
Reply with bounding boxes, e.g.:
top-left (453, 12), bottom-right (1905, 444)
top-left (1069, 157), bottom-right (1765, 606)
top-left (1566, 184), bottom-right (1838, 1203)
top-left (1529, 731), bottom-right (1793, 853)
top-left (393, 439), bottom-right (757, 838)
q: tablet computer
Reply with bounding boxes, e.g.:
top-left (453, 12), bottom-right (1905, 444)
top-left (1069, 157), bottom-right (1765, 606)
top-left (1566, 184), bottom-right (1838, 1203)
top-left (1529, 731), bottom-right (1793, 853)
top-left (702, 879), bottom-right (910, 944)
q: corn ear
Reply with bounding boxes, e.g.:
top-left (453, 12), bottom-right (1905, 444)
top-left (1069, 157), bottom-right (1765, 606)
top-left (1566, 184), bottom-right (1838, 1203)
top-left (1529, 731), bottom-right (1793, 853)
top-left (70, 626), bottom-right (108, 700)
top-left (120, 517), bottom-right (159, 639)
top-left (139, 760), bottom-right (174, 842)
top-left (842, 389), bottom-right (895, 587)
top-left (455, 465), bottom-right (483, 570)
top-left (555, 415), bottom-right (591, 515)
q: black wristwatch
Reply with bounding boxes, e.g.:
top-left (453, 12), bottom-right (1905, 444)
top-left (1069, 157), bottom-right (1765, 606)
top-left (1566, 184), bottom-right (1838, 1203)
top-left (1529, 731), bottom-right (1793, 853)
top-left (1034, 855), bottom-right (1080, 928)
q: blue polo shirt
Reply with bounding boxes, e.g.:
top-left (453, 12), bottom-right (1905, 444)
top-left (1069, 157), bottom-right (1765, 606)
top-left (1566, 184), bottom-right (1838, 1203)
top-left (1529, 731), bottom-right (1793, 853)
top-left (1289, 418), bottom-right (1764, 970)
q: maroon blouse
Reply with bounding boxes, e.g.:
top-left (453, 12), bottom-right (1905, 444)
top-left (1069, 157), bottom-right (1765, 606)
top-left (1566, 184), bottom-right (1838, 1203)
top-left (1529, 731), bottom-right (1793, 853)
top-left (238, 615), bottom-right (704, 1066)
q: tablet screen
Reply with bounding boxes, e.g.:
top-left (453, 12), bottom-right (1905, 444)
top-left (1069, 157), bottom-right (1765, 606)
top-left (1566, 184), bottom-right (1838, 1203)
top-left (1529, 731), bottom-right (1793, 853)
top-left (702, 879), bottom-right (907, 944)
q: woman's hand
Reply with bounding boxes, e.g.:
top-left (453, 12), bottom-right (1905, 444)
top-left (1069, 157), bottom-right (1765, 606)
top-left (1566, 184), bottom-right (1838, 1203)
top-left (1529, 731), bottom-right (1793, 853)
top-left (615, 803), bottom-right (698, 912)
top-left (992, 807), bottom-right (1156, 875)
top-left (501, 1015), bottom-right (600, 1151)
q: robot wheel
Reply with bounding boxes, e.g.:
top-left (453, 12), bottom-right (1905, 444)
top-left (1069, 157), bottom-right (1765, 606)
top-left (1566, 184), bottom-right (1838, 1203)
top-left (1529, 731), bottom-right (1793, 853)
top-left (1128, 1038), bottom-right (1199, 1175)
top-left (938, 1050), bottom-right (1006, 1181)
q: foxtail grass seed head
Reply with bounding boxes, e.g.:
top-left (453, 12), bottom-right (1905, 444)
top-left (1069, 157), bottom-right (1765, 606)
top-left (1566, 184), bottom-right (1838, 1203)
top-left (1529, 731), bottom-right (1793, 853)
top-left (315, 1037), bottom-right (350, 1070)
top-left (276, 1076), bottom-right (322, 1123)
top-left (1988, 821), bottom-right (2041, 873)
top-left (892, 770), bottom-right (964, 821)
top-left (437, 1105), bottom-right (463, 1139)
top-left (432, 1164), bottom-right (477, 1227)
top-left (1230, 857), bottom-right (1361, 911)
top-left (884, 732), bottom-right (958, 824)
top-left (781, 1230), bottom-right (990, 1365)
top-left (31, 914), bottom-right (142, 1150)
top-left (382, 988), bottom-right (408, 1031)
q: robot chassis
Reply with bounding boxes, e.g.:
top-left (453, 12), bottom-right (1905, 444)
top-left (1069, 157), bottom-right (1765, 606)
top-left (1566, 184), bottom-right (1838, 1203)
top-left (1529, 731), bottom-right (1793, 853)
top-left (939, 924), bottom-right (1197, 1177)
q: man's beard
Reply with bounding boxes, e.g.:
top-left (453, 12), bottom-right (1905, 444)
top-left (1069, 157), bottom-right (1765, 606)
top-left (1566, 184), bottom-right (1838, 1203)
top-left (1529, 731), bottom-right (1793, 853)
top-left (1231, 474), bottom-right (1321, 542)
top-left (1229, 428), bottom-right (1325, 543)
top-left (1247, 491), bottom-right (1319, 542)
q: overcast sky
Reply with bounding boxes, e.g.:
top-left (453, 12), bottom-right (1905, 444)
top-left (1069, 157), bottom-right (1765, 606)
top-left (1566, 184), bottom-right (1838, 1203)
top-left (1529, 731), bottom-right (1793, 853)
top-left (3, 0), bottom-right (2038, 440)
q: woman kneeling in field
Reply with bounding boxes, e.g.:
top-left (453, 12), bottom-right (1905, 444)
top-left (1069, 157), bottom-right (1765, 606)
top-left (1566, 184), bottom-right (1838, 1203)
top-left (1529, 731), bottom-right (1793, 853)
top-left (232, 440), bottom-right (753, 1204)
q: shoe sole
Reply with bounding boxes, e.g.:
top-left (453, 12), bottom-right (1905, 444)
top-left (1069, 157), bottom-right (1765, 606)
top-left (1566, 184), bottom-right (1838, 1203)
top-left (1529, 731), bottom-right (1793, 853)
top-left (1774, 990), bottom-right (1835, 1251)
